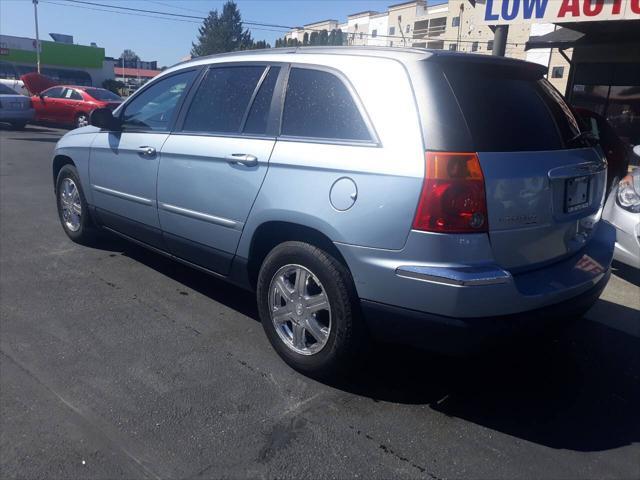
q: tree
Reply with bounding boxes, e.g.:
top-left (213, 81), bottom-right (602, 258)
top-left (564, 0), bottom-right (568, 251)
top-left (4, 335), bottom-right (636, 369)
top-left (303, 32), bottom-right (309, 46)
top-left (120, 49), bottom-right (139, 62)
top-left (191, 0), bottom-right (253, 56)
top-left (102, 78), bottom-right (125, 95)
top-left (251, 40), bottom-right (270, 49)
top-left (309, 31), bottom-right (319, 46)
top-left (319, 29), bottom-right (329, 45)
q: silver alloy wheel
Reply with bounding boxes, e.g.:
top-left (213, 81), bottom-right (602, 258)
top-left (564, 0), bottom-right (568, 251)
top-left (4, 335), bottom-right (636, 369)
top-left (269, 264), bottom-right (331, 356)
top-left (76, 114), bottom-right (88, 128)
top-left (59, 177), bottom-right (82, 232)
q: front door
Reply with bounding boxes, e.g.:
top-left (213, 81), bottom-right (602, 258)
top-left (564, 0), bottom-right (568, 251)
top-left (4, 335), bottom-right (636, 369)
top-left (158, 64), bottom-right (282, 274)
top-left (32, 86), bottom-right (64, 122)
top-left (89, 69), bottom-right (198, 248)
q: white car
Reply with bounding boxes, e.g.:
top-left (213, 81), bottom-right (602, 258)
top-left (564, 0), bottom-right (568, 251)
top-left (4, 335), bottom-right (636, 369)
top-left (603, 155), bottom-right (640, 269)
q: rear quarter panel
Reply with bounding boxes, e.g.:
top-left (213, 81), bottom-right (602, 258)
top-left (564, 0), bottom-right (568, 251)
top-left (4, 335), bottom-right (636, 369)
top-left (237, 54), bottom-right (425, 257)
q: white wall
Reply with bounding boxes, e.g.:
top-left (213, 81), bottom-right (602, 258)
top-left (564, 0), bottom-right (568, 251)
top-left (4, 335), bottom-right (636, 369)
top-left (368, 15), bottom-right (389, 46)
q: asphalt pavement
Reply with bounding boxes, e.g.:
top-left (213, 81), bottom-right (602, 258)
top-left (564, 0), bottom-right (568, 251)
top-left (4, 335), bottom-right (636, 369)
top-left (1, 124), bottom-right (639, 479)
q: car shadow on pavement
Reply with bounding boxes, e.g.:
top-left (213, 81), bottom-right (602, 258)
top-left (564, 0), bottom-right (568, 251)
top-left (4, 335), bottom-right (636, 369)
top-left (91, 234), bottom-right (638, 453)
top-left (91, 234), bottom-right (260, 322)
top-left (612, 260), bottom-right (640, 287)
top-left (334, 300), bottom-right (640, 453)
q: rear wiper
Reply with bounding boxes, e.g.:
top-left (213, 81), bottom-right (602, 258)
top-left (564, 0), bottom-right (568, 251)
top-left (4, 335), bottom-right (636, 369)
top-left (568, 130), bottom-right (598, 145)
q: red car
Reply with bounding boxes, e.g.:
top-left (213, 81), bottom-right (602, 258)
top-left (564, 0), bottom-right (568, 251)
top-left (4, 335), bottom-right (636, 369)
top-left (21, 73), bottom-right (122, 129)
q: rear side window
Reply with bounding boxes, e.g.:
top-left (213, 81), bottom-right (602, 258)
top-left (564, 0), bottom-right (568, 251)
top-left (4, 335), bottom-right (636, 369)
top-left (182, 66), bottom-right (265, 134)
top-left (281, 68), bottom-right (371, 142)
top-left (243, 66), bottom-right (280, 135)
top-left (441, 62), bottom-right (582, 152)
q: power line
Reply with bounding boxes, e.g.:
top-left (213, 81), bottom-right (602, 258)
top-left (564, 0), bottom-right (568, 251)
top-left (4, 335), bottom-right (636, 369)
top-left (51, 0), bottom-right (521, 47)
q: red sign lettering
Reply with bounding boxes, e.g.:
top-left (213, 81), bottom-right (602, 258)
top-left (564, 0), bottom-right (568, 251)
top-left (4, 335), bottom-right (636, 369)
top-left (612, 0), bottom-right (623, 14)
top-left (631, 0), bottom-right (640, 13)
top-left (583, 0), bottom-right (604, 16)
top-left (558, 0), bottom-right (581, 17)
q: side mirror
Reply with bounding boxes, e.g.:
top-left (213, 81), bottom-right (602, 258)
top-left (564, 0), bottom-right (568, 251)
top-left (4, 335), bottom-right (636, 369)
top-left (633, 145), bottom-right (640, 158)
top-left (90, 107), bottom-right (120, 131)
top-left (39, 93), bottom-right (44, 101)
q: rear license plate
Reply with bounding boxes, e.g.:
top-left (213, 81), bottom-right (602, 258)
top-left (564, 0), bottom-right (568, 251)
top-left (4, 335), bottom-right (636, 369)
top-left (565, 176), bottom-right (590, 213)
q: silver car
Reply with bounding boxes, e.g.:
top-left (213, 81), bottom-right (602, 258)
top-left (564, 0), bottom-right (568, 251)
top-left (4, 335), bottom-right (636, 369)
top-left (603, 165), bottom-right (640, 268)
top-left (0, 83), bottom-right (34, 129)
top-left (51, 47), bottom-right (614, 377)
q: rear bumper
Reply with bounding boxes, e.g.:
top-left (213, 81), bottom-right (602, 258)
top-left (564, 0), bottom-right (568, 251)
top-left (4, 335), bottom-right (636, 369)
top-left (336, 221), bottom-right (615, 319)
top-left (0, 108), bottom-right (35, 122)
top-left (361, 270), bottom-right (610, 354)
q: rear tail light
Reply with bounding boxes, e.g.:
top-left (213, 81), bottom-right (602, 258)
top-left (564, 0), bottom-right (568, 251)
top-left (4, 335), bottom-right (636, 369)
top-left (412, 152), bottom-right (488, 233)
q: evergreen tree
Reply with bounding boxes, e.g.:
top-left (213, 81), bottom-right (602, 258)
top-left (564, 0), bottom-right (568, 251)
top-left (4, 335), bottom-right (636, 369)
top-left (303, 32), bottom-right (309, 46)
top-left (334, 29), bottom-right (344, 46)
top-left (191, 1), bottom-right (253, 56)
top-left (319, 29), bottom-right (329, 45)
top-left (309, 31), bottom-right (319, 46)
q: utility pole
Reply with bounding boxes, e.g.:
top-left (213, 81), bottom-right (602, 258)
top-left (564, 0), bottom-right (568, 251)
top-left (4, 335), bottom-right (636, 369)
top-left (492, 24), bottom-right (508, 56)
top-left (398, 17), bottom-right (407, 47)
top-left (33, 0), bottom-right (41, 73)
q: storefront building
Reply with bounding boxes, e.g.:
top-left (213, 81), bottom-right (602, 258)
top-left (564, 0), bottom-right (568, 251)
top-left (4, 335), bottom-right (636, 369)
top-left (0, 34), bottom-right (115, 87)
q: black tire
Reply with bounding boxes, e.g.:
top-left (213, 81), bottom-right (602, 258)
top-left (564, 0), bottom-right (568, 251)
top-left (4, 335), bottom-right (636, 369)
top-left (257, 241), bottom-right (367, 379)
top-left (10, 122), bottom-right (26, 130)
top-left (75, 112), bottom-right (89, 129)
top-left (55, 164), bottom-right (95, 244)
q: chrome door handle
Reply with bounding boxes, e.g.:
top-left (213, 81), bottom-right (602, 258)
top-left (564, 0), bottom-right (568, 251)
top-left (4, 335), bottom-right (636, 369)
top-left (225, 153), bottom-right (258, 167)
top-left (138, 146), bottom-right (156, 157)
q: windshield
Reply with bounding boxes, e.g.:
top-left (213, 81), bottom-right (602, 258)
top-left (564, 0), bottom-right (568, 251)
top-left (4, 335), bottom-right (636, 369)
top-left (0, 84), bottom-right (18, 95)
top-left (84, 88), bottom-right (122, 102)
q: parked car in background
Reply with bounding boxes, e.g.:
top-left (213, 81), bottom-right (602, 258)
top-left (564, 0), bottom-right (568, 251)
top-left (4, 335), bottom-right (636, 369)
top-left (21, 73), bottom-right (122, 129)
top-left (50, 48), bottom-right (614, 378)
top-left (575, 107), bottom-right (633, 193)
top-left (603, 163), bottom-right (640, 269)
top-left (0, 83), bottom-right (34, 129)
top-left (0, 78), bottom-right (30, 96)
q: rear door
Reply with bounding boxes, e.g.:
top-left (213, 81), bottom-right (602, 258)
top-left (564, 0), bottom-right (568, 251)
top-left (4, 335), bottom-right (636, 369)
top-left (59, 88), bottom-right (83, 124)
top-left (423, 60), bottom-right (607, 270)
top-left (157, 64), bottom-right (282, 274)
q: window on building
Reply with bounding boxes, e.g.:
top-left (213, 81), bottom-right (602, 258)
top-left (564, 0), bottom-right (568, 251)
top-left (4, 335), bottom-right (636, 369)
top-left (282, 67), bottom-right (371, 141)
top-left (452, 16), bottom-right (460, 27)
top-left (487, 40), bottom-right (494, 51)
top-left (472, 41), bottom-right (479, 52)
top-left (122, 69), bottom-right (196, 131)
top-left (406, 24), bottom-right (410, 33)
top-left (389, 26), bottom-right (396, 35)
top-left (429, 17), bottom-right (446, 36)
top-left (427, 40), bottom-right (444, 50)
top-left (359, 32), bottom-right (363, 39)
top-left (398, 15), bottom-right (402, 23)
top-left (243, 66), bottom-right (280, 135)
top-left (449, 43), bottom-right (457, 51)
top-left (390, 41), bottom-right (394, 47)
top-left (183, 66), bottom-right (265, 134)
top-left (551, 66), bottom-right (565, 79)
top-left (372, 29), bottom-right (378, 38)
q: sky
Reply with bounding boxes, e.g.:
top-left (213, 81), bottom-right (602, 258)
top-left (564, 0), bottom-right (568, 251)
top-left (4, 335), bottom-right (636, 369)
top-left (1, 0), bottom-right (395, 67)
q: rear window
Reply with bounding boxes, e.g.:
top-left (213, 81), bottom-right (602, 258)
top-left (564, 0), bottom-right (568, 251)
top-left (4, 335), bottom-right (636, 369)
top-left (420, 60), bottom-right (584, 152)
top-left (0, 84), bottom-right (17, 95)
top-left (84, 88), bottom-right (122, 102)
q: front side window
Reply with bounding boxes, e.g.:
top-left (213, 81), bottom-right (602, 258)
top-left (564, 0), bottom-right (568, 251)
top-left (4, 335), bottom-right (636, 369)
top-left (281, 67), bottom-right (371, 142)
top-left (42, 87), bottom-right (64, 98)
top-left (122, 69), bottom-right (196, 131)
top-left (182, 65), bottom-right (265, 134)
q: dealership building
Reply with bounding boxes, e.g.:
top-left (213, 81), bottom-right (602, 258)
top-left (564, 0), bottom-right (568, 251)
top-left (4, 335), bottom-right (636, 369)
top-left (0, 33), bottom-right (115, 87)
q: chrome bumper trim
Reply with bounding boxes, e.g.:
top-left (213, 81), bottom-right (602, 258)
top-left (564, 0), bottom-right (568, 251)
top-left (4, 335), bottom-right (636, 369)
top-left (395, 265), bottom-right (512, 287)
